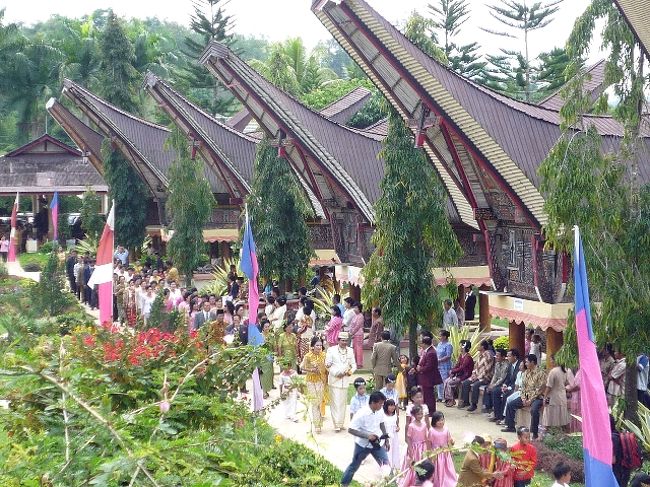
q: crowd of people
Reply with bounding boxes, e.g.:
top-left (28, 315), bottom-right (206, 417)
top-left (59, 245), bottom-right (650, 487)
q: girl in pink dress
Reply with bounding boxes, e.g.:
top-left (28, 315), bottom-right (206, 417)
top-left (400, 405), bottom-right (429, 487)
top-left (324, 305), bottom-right (343, 346)
top-left (429, 411), bottom-right (457, 487)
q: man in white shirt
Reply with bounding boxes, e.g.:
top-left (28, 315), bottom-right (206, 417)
top-left (325, 332), bottom-right (357, 431)
top-left (341, 391), bottom-right (390, 487)
top-left (442, 299), bottom-right (459, 330)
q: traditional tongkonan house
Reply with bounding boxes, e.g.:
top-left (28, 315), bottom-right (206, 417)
top-left (313, 0), bottom-right (650, 357)
top-left (0, 133), bottom-right (107, 246)
top-left (200, 41), bottom-right (492, 304)
top-left (613, 0), bottom-right (650, 58)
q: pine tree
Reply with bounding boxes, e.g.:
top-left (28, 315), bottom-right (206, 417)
top-left (248, 138), bottom-right (312, 288)
top-left (98, 13), bottom-right (148, 250)
top-left (403, 12), bottom-right (447, 64)
top-left (429, 0), bottom-right (486, 80)
top-left (536, 47), bottom-right (571, 98)
top-left (363, 107), bottom-right (462, 355)
top-left (482, 0), bottom-right (562, 101)
top-left (180, 0), bottom-right (234, 115)
top-left (31, 250), bottom-right (71, 316)
top-left (80, 188), bottom-right (104, 240)
top-left (165, 127), bottom-right (215, 287)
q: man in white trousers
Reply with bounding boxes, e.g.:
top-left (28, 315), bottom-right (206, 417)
top-left (325, 331), bottom-right (357, 431)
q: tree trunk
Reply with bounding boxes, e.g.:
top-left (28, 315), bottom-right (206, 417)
top-left (624, 363), bottom-right (639, 424)
top-left (409, 321), bottom-right (418, 359)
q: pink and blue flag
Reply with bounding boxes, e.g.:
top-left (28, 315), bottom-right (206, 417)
top-left (240, 207), bottom-right (264, 411)
top-left (49, 192), bottom-right (59, 242)
top-left (574, 226), bottom-right (618, 487)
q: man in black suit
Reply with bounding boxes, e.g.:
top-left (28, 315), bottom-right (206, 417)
top-left (66, 250), bottom-right (78, 294)
top-left (194, 301), bottom-right (215, 330)
top-left (489, 348), bottom-right (521, 422)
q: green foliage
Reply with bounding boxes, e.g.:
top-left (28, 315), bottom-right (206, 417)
top-left (492, 335), bottom-right (510, 351)
top-left (203, 256), bottom-right (240, 297)
top-left (0, 262), bottom-right (6, 277)
top-left (347, 89), bottom-right (388, 129)
top-left (18, 252), bottom-right (50, 272)
top-left (362, 108), bottom-right (462, 354)
top-left (147, 289), bottom-right (167, 329)
top-left (542, 431), bottom-right (584, 461)
top-left (404, 12), bottom-right (447, 64)
top-left (165, 127), bottom-right (216, 286)
top-left (101, 140), bottom-right (148, 250)
top-left (429, 0), bottom-right (486, 80)
top-left (80, 188), bottom-right (104, 240)
top-left (537, 47), bottom-right (571, 97)
top-left (301, 78), bottom-right (373, 111)
top-left (248, 139), bottom-right (313, 286)
top-left (621, 402), bottom-right (650, 455)
top-left (30, 250), bottom-right (74, 316)
top-left (98, 11), bottom-right (139, 112)
top-left (448, 325), bottom-right (483, 362)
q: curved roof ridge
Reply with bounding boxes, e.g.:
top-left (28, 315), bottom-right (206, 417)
top-left (63, 78), bottom-right (170, 133)
top-left (538, 59), bottom-right (607, 110)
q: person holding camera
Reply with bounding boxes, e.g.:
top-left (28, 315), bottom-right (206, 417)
top-left (341, 391), bottom-right (390, 487)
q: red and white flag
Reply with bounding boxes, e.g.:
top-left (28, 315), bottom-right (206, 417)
top-left (88, 203), bottom-right (114, 326)
top-left (7, 193), bottom-right (19, 263)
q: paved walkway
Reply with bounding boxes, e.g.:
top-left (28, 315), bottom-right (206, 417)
top-left (261, 372), bottom-right (518, 485)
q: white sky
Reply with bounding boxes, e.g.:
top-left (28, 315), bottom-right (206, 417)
top-left (4, 0), bottom-right (599, 61)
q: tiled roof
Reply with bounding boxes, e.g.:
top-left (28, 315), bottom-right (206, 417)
top-left (0, 135), bottom-right (106, 194)
top-left (318, 86), bottom-right (372, 123)
top-left (614, 0), bottom-right (650, 59)
top-left (60, 79), bottom-right (229, 196)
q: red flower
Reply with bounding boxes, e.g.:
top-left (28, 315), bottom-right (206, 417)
top-left (83, 335), bottom-right (96, 347)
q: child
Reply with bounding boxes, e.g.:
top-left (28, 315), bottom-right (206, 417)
top-left (405, 386), bottom-right (431, 441)
top-left (380, 374), bottom-right (399, 404)
top-left (279, 360), bottom-right (299, 422)
top-left (510, 427), bottom-right (537, 487)
top-left (382, 399), bottom-right (401, 471)
top-left (529, 334), bottom-right (542, 365)
top-left (551, 462), bottom-right (571, 487)
top-left (395, 355), bottom-right (409, 410)
top-left (406, 356), bottom-right (420, 392)
top-left (478, 436), bottom-right (495, 474)
top-left (493, 438), bottom-right (514, 487)
top-left (429, 411), bottom-right (457, 487)
top-left (415, 459), bottom-right (436, 487)
top-left (400, 405), bottom-right (429, 487)
top-left (349, 377), bottom-right (369, 419)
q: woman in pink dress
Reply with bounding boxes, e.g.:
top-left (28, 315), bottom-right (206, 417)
top-left (566, 368), bottom-right (582, 432)
top-left (349, 301), bottom-right (365, 368)
top-left (400, 405), bottom-right (429, 487)
top-left (429, 411), bottom-right (457, 487)
top-left (324, 305), bottom-right (343, 347)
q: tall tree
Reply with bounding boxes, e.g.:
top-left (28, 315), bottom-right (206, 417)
top-left (248, 139), bottom-right (312, 288)
top-left (403, 12), bottom-right (447, 63)
top-left (482, 0), bottom-right (562, 101)
top-left (180, 0), bottom-right (234, 115)
top-left (98, 12), bottom-right (148, 250)
top-left (536, 47), bottom-right (571, 98)
top-left (80, 189), bottom-right (104, 240)
top-left (429, 0), bottom-right (486, 79)
top-left (363, 107), bottom-right (462, 356)
top-left (165, 128), bottom-right (215, 287)
top-left (539, 0), bottom-right (650, 422)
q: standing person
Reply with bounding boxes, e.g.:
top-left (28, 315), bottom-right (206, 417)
top-left (458, 436), bottom-right (501, 486)
top-left (436, 330), bottom-right (454, 401)
top-left (510, 427), bottom-right (537, 487)
top-left (349, 377), bottom-right (369, 419)
top-left (65, 250), bottom-right (77, 293)
top-left (325, 332), bottom-right (357, 432)
top-left (429, 411), bottom-right (457, 487)
top-left (492, 438), bottom-right (515, 487)
top-left (464, 286), bottom-right (477, 321)
top-left (0, 234), bottom-right (8, 262)
top-left (395, 354), bottom-right (410, 410)
top-left (442, 299), bottom-right (459, 329)
top-left (483, 349), bottom-right (509, 414)
top-left (416, 330), bottom-right (443, 415)
top-left (349, 302), bottom-right (365, 368)
top-left (260, 320), bottom-right (275, 399)
top-left (611, 415), bottom-right (633, 487)
top-left (460, 339), bottom-right (494, 411)
top-left (276, 322), bottom-right (297, 370)
top-left (368, 307), bottom-right (384, 347)
top-left (226, 264), bottom-right (237, 294)
top-left (269, 296), bottom-right (287, 331)
top-left (607, 350), bottom-right (627, 406)
top-left (502, 354), bottom-right (547, 439)
top-left (194, 301), bottom-right (215, 330)
top-left (380, 375), bottom-right (399, 404)
top-left (296, 301), bottom-right (317, 366)
top-left (565, 368), bottom-right (582, 432)
top-left (342, 297), bottom-right (355, 331)
top-left (637, 353), bottom-right (650, 408)
top-left (115, 276), bottom-right (126, 324)
top-left (454, 299), bottom-right (465, 327)
top-left (325, 305), bottom-right (343, 346)
top-left (332, 293), bottom-right (345, 317)
top-left (400, 405), bottom-right (429, 487)
top-left (279, 359), bottom-right (299, 422)
top-left (300, 337), bottom-right (328, 432)
top-left (264, 295), bottom-right (275, 318)
top-left (529, 334), bottom-right (542, 365)
top-left (371, 331), bottom-right (399, 389)
top-left (382, 399), bottom-right (400, 472)
top-left (551, 462), bottom-right (572, 487)
top-left (113, 245), bottom-right (129, 265)
top-left (443, 340), bottom-right (474, 407)
top-left (524, 329), bottom-right (534, 356)
top-left (124, 281), bottom-right (138, 327)
top-left (141, 286), bottom-right (156, 326)
top-left (542, 355), bottom-right (571, 431)
top-left (340, 391), bottom-right (389, 487)
top-left (490, 349), bottom-right (522, 422)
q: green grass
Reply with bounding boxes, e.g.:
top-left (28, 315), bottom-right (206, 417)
top-left (18, 252), bottom-right (49, 270)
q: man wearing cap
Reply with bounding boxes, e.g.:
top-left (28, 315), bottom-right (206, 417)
top-left (371, 330), bottom-right (399, 389)
top-left (325, 331), bottom-right (357, 432)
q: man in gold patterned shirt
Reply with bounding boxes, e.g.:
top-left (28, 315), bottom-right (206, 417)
top-left (501, 354), bottom-right (547, 439)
